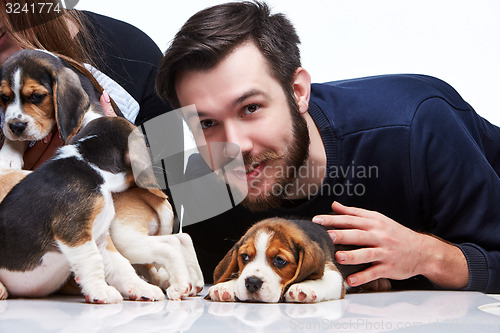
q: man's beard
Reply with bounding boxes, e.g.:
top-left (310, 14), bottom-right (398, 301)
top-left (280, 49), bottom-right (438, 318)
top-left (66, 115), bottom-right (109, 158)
top-left (241, 98), bottom-right (310, 212)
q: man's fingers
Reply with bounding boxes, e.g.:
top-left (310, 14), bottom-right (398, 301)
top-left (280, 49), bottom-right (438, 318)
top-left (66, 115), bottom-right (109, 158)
top-left (328, 229), bottom-right (379, 246)
top-left (313, 214), bottom-right (372, 229)
top-left (357, 278), bottom-right (392, 292)
top-left (313, 202), bottom-right (387, 229)
top-left (345, 265), bottom-right (385, 287)
top-left (331, 201), bottom-right (382, 219)
top-left (335, 248), bottom-right (383, 265)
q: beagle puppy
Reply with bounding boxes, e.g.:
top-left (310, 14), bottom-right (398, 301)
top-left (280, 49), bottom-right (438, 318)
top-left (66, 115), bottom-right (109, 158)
top-left (0, 49), bottom-right (203, 302)
top-left (0, 117), bottom-right (166, 303)
top-left (0, 49), bottom-right (110, 169)
top-left (207, 218), bottom-right (346, 303)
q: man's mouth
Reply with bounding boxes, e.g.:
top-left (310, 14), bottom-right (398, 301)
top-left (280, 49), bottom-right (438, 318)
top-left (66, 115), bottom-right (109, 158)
top-left (227, 160), bottom-right (267, 182)
top-left (246, 161), bottom-right (266, 180)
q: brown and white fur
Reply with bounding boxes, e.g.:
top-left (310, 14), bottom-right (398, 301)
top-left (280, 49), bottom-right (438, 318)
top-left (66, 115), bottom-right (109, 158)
top-left (0, 49), bottom-right (203, 302)
top-left (207, 218), bottom-right (346, 303)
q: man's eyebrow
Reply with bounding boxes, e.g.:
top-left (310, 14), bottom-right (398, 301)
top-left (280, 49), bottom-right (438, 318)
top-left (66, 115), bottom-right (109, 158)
top-left (233, 89), bottom-right (269, 107)
top-left (184, 110), bottom-right (202, 120)
top-left (184, 89), bottom-right (269, 120)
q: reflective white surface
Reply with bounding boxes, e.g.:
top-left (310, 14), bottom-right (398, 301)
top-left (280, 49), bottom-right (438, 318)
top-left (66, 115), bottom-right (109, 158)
top-left (1, 290), bottom-right (499, 332)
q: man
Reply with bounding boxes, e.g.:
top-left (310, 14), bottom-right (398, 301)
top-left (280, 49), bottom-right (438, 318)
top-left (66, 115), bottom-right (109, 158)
top-left (156, 1), bottom-right (500, 293)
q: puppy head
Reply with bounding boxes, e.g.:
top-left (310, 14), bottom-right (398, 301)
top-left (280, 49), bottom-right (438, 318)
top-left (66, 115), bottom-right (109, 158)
top-left (0, 49), bottom-right (91, 143)
top-left (213, 217), bottom-right (325, 302)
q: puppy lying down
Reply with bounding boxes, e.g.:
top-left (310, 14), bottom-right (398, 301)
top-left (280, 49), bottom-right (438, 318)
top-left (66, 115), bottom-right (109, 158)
top-left (207, 218), bottom-right (347, 303)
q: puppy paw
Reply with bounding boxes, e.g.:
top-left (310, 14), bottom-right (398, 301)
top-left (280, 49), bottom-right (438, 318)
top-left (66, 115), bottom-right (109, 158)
top-left (85, 285), bottom-right (123, 304)
top-left (127, 283), bottom-right (165, 302)
top-left (166, 283), bottom-right (190, 301)
top-left (0, 282), bottom-right (8, 300)
top-left (207, 281), bottom-right (237, 302)
top-left (285, 284), bottom-right (319, 303)
top-left (185, 279), bottom-right (204, 297)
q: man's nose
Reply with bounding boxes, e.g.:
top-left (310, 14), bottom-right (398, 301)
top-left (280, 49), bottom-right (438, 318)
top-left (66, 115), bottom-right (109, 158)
top-left (223, 121), bottom-right (252, 155)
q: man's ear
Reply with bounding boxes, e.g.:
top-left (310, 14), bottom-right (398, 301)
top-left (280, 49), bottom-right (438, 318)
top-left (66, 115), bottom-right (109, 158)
top-left (293, 67), bottom-right (311, 114)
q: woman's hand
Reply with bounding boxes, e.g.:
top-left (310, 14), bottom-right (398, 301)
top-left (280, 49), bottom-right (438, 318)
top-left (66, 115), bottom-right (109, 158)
top-left (313, 202), bottom-right (469, 290)
top-left (100, 90), bottom-right (116, 117)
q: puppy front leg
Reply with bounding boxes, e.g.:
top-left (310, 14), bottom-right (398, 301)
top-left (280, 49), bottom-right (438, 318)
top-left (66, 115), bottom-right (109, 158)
top-left (101, 236), bottom-right (165, 302)
top-left (147, 235), bottom-right (193, 301)
top-left (121, 234), bottom-right (192, 300)
top-left (284, 265), bottom-right (345, 303)
top-left (134, 264), bottom-right (171, 290)
top-left (174, 233), bottom-right (204, 296)
top-left (207, 280), bottom-right (238, 302)
top-left (57, 240), bottom-right (122, 304)
top-left (0, 140), bottom-right (28, 170)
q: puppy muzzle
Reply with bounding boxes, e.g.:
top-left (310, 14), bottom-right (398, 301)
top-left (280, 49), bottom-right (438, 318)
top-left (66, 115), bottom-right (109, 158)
top-left (245, 276), bottom-right (263, 293)
top-left (8, 121), bottom-right (28, 136)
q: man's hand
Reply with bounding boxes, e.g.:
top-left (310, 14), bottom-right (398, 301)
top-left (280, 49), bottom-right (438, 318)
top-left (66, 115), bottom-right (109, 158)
top-left (313, 202), bottom-right (469, 290)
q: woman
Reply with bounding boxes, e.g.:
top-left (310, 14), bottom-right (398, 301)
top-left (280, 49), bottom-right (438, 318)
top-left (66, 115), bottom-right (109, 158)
top-left (0, 0), bottom-right (170, 169)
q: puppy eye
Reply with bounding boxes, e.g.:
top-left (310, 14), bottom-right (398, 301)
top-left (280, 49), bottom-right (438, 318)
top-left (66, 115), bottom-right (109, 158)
top-left (240, 253), bottom-right (250, 264)
top-left (0, 94), bottom-right (9, 104)
top-left (273, 256), bottom-right (288, 269)
top-left (30, 92), bottom-right (45, 104)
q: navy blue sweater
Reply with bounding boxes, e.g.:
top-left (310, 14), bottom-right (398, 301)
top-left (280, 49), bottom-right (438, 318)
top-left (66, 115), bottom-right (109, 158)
top-left (186, 74), bottom-right (500, 292)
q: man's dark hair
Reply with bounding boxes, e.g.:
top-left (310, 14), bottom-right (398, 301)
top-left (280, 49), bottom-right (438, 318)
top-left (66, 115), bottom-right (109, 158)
top-left (156, 1), bottom-right (301, 108)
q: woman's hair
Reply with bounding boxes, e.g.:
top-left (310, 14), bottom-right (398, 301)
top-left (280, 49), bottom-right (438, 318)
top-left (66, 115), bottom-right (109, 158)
top-left (0, 0), bottom-right (96, 64)
top-left (0, 0), bottom-right (120, 113)
top-left (156, 1), bottom-right (301, 108)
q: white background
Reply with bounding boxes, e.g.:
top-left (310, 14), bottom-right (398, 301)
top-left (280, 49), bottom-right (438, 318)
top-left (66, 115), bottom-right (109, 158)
top-left (75, 0), bottom-right (500, 125)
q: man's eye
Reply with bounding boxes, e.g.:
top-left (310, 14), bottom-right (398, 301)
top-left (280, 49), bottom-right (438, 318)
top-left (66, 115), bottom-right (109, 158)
top-left (243, 104), bottom-right (260, 115)
top-left (200, 119), bottom-right (216, 129)
top-left (273, 256), bottom-right (287, 269)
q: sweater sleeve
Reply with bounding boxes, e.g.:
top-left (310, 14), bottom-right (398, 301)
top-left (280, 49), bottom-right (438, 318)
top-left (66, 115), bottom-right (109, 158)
top-left (410, 96), bottom-right (500, 293)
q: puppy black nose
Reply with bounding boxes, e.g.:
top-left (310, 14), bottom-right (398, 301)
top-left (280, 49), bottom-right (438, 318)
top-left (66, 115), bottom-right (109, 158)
top-left (9, 122), bottom-right (27, 135)
top-left (245, 276), bottom-right (263, 293)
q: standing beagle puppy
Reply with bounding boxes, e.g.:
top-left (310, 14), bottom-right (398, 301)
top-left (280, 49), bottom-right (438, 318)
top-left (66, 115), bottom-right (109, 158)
top-left (0, 49), bottom-right (203, 302)
top-left (207, 218), bottom-right (346, 303)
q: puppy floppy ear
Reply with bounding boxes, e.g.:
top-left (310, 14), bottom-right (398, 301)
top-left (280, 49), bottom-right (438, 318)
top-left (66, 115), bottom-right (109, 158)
top-left (204, 239), bottom-right (243, 300)
top-left (54, 67), bottom-right (90, 143)
top-left (213, 239), bottom-right (243, 284)
top-left (128, 127), bottom-right (158, 188)
top-left (280, 240), bottom-right (325, 299)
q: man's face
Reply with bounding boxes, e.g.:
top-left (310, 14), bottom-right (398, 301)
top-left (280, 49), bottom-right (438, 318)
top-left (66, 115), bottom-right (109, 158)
top-left (176, 42), bottom-right (309, 211)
